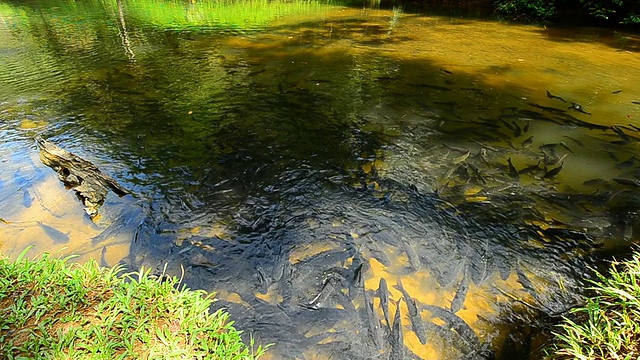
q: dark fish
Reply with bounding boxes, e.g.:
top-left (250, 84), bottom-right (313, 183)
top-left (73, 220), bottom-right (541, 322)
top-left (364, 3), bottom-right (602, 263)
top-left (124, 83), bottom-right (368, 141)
top-left (362, 288), bottom-right (385, 351)
top-left (616, 156), bottom-right (637, 169)
top-left (523, 122), bottom-right (530, 133)
top-left (546, 90), bottom-right (567, 103)
top-left (378, 278), bottom-right (391, 329)
top-left (516, 268), bottom-right (536, 295)
top-left (632, 101), bottom-right (640, 105)
top-left (613, 178), bottom-right (640, 187)
top-left (389, 298), bottom-right (405, 359)
top-left (522, 136), bottom-right (534, 148)
top-left (506, 140), bottom-right (518, 150)
top-left (547, 153), bottom-right (568, 166)
top-left (612, 90), bottom-right (623, 94)
top-left (422, 305), bottom-right (481, 348)
top-left (628, 123), bottom-right (640, 132)
top-left (100, 246), bottom-right (109, 267)
top-left (583, 178), bottom-right (607, 187)
top-left (513, 122), bottom-right (522, 137)
top-left (256, 266), bottom-right (269, 294)
top-left (37, 221), bottom-right (70, 244)
top-left (562, 135), bottom-right (584, 147)
top-left (22, 190), bottom-right (33, 208)
top-left (519, 161), bottom-right (540, 175)
top-left (529, 103), bottom-right (567, 114)
top-left (365, 238), bottom-right (391, 266)
top-left (500, 119), bottom-right (516, 131)
top-left (507, 158), bottom-right (519, 178)
top-left (451, 271), bottom-right (469, 313)
top-left (248, 68), bottom-right (266, 76)
top-left (301, 274), bottom-right (338, 310)
top-left (568, 102), bottom-right (591, 115)
top-left (395, 279), bottom-right (427, 345)
top-left (441, 68), bottom-right (453, 75)
top-left (402, 239), bottom-right (421, 273)
top-left (543, 164), bottom-right (563, 179)
top-left (611, 125), bottom-right (633, 144)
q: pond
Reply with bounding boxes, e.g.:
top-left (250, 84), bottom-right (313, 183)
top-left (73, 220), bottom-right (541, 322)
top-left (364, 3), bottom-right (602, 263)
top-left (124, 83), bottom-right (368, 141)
top-left (1, 0), bottom-right (640, 358)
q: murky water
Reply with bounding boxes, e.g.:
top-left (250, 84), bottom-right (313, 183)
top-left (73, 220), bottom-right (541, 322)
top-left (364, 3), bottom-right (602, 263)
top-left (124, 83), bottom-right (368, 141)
top-left (1, 0), bottom-right (640, 358)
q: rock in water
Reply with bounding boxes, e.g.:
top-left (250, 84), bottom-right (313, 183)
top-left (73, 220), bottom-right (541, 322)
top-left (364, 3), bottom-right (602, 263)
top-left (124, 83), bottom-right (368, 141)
top-left (36, 136), bottom-right (129, 218)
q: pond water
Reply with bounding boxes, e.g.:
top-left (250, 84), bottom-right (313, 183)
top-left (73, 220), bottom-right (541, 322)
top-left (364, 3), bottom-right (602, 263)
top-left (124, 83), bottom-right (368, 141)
top-left (1, 0), bottom-right (640, 358)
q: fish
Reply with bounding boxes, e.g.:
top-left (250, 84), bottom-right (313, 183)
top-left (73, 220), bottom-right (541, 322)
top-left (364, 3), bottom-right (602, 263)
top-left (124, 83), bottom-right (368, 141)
top-left (500, 119), bottom-right (516, 131)
top-left (632, 101), bottom-right (640, 105)
top-left (401, 239), bottom-right (421, 273)
top-left (523, 122), bottom-right (530, 133)
top-left (583, 178), bottom-right (607, 187)
top-left (422, 305), bottom-right (481, 349)
top-left (441, 68), bottom-right (453, 75)
top-left (519, 161), bottom-right (540, 175)
top-left (395, 279), bottom-right (428, 345)
top-left (365, 238), bottom-right (391, 266)
top-left (612, 90), bottom-right (623, 94)
top-left (522, 136), bottom-right (534, 148)
top-left (568, 102), bottom-right (591, 115)
top-left (513, 122), bottom-right (522, 137)
top-left (37, 221), bottom-right (70, 244)
top-left (546, 90), bottom-right (567, 103)
top-left (100, 246), bottom-right (109, 267)
top-left (516, 268), bottom-right (536, 295)
top-left (547, 153), bottom-right (568, 166)
top-left (22, 190), bottom-right (33, 208)
top-left (451, 271), bottom-right (469, 313)
top-left (616, 156), bottom-right (637, 169)
top-left (378, 278), bottom-right (391, 329)
top-left (613, 178), bottom-right (640, 187)
top-left (389, 298), bottom-right (405, 359)
top-left (611, 125), bottom-right (633, 144)
top-left (452, 150), bottom-right (471, 165)
top-left (507, 158), bottom-right (519, 178)
top-left (543, 164), bottom-right (564, 179)
top-left (362, 288), bottom-right (385, 351)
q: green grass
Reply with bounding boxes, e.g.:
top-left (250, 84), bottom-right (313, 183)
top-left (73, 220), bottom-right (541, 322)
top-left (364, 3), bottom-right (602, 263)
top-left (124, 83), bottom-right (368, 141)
top-left (546, 252), bottom-right (640, 359)
top-left (0, 248), bottom-right (267, 359)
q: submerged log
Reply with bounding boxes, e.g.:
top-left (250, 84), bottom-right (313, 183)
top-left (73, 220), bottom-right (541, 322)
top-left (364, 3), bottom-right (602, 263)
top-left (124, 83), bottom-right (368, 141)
top-left (35, 136), bottom-right (129, 218)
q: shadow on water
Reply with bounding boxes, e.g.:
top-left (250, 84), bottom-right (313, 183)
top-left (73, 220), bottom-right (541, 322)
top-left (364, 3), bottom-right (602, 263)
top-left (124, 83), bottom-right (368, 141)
top-left (2, 0), bottom-right (640, 359)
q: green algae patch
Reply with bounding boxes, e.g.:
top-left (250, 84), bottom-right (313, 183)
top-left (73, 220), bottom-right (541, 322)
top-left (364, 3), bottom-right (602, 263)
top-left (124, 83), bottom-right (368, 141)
top-left (0, 249), bottom-right (267, 359)
top-left (547, 252), bottom-right (640, 359)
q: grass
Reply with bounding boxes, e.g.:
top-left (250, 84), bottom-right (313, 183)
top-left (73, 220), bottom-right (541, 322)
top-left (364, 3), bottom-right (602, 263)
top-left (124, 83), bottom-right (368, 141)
top-left (546, 252), bottom-right (640, 359)
top-left (0, 248), bottom-right (267, 360)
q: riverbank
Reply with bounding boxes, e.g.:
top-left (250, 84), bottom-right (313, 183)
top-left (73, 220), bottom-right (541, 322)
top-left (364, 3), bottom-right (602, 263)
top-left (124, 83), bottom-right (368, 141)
top-left (546, 251), bottom-right (640, 359)
top-left (0, 249), bottom-right (267, 359)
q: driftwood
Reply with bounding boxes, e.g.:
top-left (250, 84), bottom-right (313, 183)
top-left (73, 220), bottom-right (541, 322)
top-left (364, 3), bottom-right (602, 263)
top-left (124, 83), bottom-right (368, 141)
top-left (36, 136), bottom-right (129, 218)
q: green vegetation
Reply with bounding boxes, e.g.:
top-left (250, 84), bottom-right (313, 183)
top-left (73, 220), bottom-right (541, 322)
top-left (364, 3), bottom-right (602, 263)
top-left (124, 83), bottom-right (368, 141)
top-left (546, 252), bottom-right (640, 359)
top-left (123, 0), bottom-right (336, 30)
top-left (494, 0), bottom-right (640, 24)
top-left (0, 249), bottom-right (266, 359)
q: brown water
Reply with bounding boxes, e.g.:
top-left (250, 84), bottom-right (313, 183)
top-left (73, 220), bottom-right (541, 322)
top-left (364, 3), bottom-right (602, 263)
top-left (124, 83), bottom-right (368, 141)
top-left (1, 1), bottom-right (640, 358)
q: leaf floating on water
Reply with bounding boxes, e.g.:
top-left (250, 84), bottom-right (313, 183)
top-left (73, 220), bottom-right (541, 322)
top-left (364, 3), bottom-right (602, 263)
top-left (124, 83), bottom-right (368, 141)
top-left (19, 119), bottom-right (48, 129)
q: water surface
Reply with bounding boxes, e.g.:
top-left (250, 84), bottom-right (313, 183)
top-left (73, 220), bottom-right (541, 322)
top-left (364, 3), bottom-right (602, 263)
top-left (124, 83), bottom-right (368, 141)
top-left (1, 0), bottom-right (640, 358)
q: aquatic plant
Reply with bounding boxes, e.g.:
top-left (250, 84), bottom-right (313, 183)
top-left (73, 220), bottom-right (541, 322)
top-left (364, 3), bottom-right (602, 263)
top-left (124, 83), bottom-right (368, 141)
top-left (547, 252), bottom-right (640, 359)
top-left (0, 249), bottom-right (266, 359)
